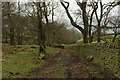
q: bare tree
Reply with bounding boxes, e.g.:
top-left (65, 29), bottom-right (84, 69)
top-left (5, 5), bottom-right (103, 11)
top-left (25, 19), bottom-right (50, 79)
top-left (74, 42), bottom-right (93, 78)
top-left (108, 16), bottom-right (120, 42)
top-left (2, 2), bottom-right (16, 45)
top-left (36, 2), bottom-right (46, 52)
top-left (89, 0), bottom-right (120, 43)
top-left (60, 0), bottom-right (88, 43)
top-left (16, 2), bottom-right (23, 45)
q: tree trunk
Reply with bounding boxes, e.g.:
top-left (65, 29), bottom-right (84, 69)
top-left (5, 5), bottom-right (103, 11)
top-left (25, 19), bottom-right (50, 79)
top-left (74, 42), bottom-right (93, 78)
top-left (17, 34), bottom-right (20, 45)
top-left (37, 2), bottom-right (46, 53)
top-left (7, 2), bottom-right (15, 45)
top-left (89, 26), bottom-right (92, 43)
top-left (8, 14), bottom-right (15, 45)
top-left (97, 22), bottom-right (101, 43)
top-left (52, 1), bottom-right (54, 23)
top-left (17, 2), bottom-right (22, 45)
top-left (52, 7), bottom-right (54, 23)
top-left (118, 38), bottom-right (120, 48)
top-left (10, 28), bottom-right (15, 45)
top-left (37, 35), bottom-right (40, 45)
top-left (43, 2), bottom-right (49, 24)
top-left (5, 36), bottom-right (8, 43)
top-left (83, 32), bottom-right (88, 43)
top-left (39, 32), bottom-right (46, 52)
top-left (17, 30), bottom-right (22, 45)
top-left (20, 33), bottom-right (23, 45)
top-left (89, 6), bottom-right (98, 43)
top-left (17, 31), bottom-right (21, 45)
top-left (91, 34), bottom-right (94, 42)
top-left (82, 8), bottom-right (88, 43)
top-left (112, 34), bottom-right (118, 42)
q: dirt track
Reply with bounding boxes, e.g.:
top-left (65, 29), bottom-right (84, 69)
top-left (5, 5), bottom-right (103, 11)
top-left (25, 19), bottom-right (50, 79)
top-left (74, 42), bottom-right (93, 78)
top-left (27, 49), bottom-right (118, 79)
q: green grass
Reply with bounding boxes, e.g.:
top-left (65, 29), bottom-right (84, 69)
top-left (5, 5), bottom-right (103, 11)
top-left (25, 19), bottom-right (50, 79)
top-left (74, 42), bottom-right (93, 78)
top-left (2, 44), bottom-right (61, 78)
top-left (71, 44), bottom-right (120, 78)
top-left (45, 46), bottom-right (61, 56)
top-left (50, 63), bottom-right (67, 78)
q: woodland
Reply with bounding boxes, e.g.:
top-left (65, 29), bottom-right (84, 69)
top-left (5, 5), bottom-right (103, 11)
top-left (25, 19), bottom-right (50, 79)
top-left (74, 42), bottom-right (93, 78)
top-left (1, 0), bottom-right (120, 79)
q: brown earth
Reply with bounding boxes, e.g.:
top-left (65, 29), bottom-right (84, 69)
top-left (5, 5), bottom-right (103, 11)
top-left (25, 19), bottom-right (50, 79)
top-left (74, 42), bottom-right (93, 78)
top-left (27, 49), bottom-right (119, 79)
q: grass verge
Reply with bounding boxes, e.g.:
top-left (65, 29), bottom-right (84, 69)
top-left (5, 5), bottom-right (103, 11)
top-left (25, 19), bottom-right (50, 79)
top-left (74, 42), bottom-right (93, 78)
top-left (2, 44), bottom-right (61, 78)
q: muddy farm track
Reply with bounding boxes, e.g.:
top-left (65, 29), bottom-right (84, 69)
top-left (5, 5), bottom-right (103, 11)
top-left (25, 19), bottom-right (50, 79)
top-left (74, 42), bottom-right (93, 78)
top-left (27, 49), bottom-right (119, 79)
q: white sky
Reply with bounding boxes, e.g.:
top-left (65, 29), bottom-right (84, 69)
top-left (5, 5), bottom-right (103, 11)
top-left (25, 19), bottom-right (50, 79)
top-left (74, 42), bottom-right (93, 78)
top-left (52, 0), bottom-right (119, 33)
top-left (54, 0), bottom-right (118, 28)
top-left (13, 0), bottom-right (119, 31)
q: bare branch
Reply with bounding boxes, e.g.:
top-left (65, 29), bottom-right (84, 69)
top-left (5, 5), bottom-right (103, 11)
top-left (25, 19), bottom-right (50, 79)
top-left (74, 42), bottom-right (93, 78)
top-left (60, 0), bottom-right (84, 33)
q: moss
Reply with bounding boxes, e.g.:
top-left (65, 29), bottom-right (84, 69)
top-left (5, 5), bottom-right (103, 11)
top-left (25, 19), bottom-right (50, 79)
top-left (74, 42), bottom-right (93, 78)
top-left (76, 38), bottom-right (83, 43)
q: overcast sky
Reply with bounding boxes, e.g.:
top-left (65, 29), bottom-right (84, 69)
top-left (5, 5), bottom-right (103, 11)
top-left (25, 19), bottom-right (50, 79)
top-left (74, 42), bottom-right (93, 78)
top-left (53, 0), bottom-right (119, 28)
top-left (13, 0), bottom-right (119, 32)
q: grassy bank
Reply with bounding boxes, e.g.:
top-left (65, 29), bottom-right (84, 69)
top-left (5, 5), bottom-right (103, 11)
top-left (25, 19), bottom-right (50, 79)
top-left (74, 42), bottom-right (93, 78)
top-left (71, 43), bottom-right (120, 78)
